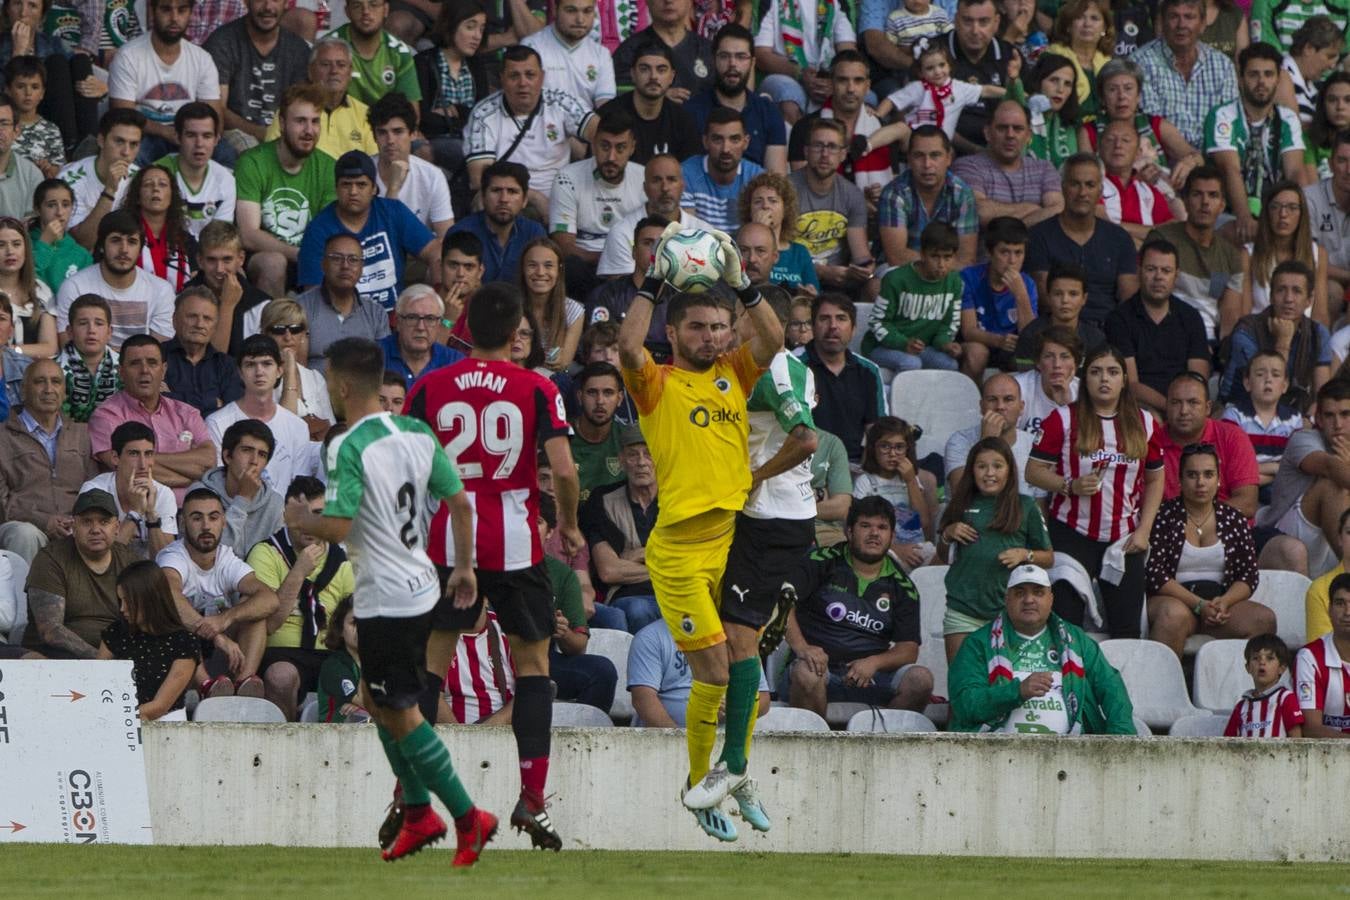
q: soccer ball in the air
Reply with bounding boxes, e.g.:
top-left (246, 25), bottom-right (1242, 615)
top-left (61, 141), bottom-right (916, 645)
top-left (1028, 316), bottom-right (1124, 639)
top-left (657, 229), bottom-right (723, 293)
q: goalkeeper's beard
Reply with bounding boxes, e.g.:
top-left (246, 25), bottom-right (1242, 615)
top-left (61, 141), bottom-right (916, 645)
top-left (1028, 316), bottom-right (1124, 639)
top-left (674, 336), bottom-right (719, 371)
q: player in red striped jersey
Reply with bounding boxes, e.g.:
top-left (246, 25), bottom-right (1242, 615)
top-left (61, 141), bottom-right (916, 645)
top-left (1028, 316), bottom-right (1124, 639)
top-left (1224, 634), bottom-right (1304, 737)
top-left (1295, 573), bottom-right (1350, 738)
top-left (1026, 344), bottom-right (1165, 637)
top-left (405, 282), bottom-right (584, 850)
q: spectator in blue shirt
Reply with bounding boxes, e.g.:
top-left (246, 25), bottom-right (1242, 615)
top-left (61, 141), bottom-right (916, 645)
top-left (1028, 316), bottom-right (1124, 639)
top-left (379, 284), bottom-right (464, 389)
top-left (448, 160), bottom-right (545, 284)
top-left (958, 216), bottom-right (1038, 380)
top-left (680, 107), bottom-right (765, 232)
top-left (627, 619), bottom-right (771, 727)
top-left (683, 24), bottom-right (788, 173)
top-left (1221, 260), bottom-right (1332, 411)
top-left (296, 151), bottom-right (439, 312)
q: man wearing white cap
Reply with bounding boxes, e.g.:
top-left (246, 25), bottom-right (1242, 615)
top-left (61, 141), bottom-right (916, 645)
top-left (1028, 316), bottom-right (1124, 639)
top-left (948, 564), bottom-right (1135, 734)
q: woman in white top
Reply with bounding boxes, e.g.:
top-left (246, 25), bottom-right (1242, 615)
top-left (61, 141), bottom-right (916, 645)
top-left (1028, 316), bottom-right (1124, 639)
top-left (1242, 181), bottom-right (1329, 327)
top-left (1144, 444), bottom-right (1270, 659)
top-left (258, 299), bottom-right (335, 439)
top-left (517, 238), bottom-right (583, 373)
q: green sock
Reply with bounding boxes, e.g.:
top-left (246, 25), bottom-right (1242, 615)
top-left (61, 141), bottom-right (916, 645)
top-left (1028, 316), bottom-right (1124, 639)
top-left (718, 657), bottom-right (762, 776)
top-left (376, 724), bottom-right (430, 805)
top-left (398, 721), bottom-right (473, 818)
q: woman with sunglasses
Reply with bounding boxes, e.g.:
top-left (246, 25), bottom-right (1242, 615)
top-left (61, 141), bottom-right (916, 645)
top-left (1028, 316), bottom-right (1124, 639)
top-left (259, 299), bottom-right (334, 439)
top-left (1144, 443), bottom-right (1272, 659)
top-left (0, 215), bottom-right (55, 357)
top-left (1026, 344), bottom-right (1165, 636)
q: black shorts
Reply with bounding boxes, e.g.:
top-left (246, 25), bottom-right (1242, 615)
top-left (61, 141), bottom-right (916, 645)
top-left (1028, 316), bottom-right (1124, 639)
top-left (432, 563), bottom-right (555, 642)
top-left (356, 612), bottom-right (433, 710)
top-left (260, 646), bottom-right (330, 700)
top-left (721, 514), bottom-right (816, 629)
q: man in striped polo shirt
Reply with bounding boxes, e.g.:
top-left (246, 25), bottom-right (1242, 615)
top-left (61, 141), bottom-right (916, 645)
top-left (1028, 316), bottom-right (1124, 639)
top-left (679, 108), bottom-right (764, 232)
top-left (1296, 571), bottom-right (1350, 737)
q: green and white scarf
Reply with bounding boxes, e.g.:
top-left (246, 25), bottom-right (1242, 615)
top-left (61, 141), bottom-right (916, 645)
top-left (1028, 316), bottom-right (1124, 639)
top-left (780, 0), bottom-right (835, 69)
top-left (986, 612), bottom-right (1087, 731)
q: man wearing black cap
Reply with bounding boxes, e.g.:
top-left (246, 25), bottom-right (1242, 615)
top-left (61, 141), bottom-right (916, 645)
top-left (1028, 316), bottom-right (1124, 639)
top-left (295, 149), bottom-right (440, 312)
top-left (22, 489), bottom-right (137, 659)
top-left (51, 210), bottom-right (176, 351)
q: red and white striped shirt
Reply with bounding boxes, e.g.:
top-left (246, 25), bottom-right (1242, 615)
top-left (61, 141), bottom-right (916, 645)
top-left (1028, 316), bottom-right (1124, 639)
top-left (1224, 685), bottom-right (1304, 737)
top-left (1032, 406), bottom-right (1165, 542)
top-left (407, 358), bottom-right (570, 571)
top-left (1295, 634), bottom-right (1350, 732)
top-left (1100, 173), bottom-right (1174, 228)
top-left (445, 611), bottom-right (516, 724)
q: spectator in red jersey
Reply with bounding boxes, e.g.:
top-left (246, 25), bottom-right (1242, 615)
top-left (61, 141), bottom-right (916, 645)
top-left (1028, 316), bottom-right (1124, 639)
top-left (1294, 572), bottom-right (1350, 738)
top-left (1097, 120), bottom-right (1182, 247)
top-left (1144, 443), bottom-right (1270, 659)
top-left (1225, 634), bottom-right (1303, 737)
top-left (1026, 343), bottom-right (1165, 636)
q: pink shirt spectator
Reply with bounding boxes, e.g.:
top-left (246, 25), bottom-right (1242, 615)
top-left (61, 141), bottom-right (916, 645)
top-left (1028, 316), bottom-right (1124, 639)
top-left (88, 391), bottom-right (213, 502)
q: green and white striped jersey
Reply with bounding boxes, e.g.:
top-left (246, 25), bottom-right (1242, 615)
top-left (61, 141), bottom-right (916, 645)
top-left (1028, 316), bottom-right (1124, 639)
top-left (324, 412), bottom-right (463, 618)
top-left (744, 350), bottom-right (817, 521)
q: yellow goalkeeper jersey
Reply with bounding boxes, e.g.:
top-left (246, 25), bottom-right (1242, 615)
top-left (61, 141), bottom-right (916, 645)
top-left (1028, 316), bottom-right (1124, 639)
top-left (622, 344), bottom-right (763, 530)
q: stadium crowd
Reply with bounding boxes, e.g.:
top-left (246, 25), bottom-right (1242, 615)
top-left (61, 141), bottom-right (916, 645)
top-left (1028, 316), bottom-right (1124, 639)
top-left (0, 0), bottom-right (1348, 740)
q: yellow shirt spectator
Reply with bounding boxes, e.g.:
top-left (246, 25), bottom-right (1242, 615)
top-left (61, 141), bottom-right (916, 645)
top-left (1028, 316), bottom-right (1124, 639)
top-left (1306, 563), bottom-right (1343, 643)
top-left (266, 94), bottom-right (377, 161)
top-left (248, 539), bottom-right (355, 649)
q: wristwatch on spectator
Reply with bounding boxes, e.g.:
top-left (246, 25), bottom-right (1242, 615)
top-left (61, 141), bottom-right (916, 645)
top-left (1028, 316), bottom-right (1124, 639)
top-left (145, 519), bottom-right (162, 531)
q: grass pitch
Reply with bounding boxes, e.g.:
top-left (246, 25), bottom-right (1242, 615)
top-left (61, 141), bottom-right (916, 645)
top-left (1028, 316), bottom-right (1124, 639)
top-left (0, 846), bottom-right (1343, 898)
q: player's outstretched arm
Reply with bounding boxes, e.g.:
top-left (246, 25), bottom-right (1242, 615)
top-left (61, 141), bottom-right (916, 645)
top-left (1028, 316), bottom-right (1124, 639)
top-left (711, 228), bottom-right (784, 368)
top-left (618, 222), bottom-right (681, 372)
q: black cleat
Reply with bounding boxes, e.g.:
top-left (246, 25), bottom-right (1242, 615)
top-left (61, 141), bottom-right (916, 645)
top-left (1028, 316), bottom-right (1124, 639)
top-left (510, 797), bottom-right (562, 851)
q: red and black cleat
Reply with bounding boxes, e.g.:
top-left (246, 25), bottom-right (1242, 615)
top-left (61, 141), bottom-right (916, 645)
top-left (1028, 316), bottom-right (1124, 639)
top-left (452, 807), bottom-right (499, 867)
top-left (381, 804), bottom-right (446, 862)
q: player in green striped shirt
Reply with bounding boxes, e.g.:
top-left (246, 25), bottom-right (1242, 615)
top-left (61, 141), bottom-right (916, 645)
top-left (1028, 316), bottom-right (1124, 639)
top-left (283, 337), bottom-right (496, 868)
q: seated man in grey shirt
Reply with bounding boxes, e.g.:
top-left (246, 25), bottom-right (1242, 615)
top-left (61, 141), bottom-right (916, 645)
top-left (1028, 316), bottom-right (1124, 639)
top-left (1261, 379), bottom-right (1350, 579)
top-left (944, 372), bottom-right (1039, 497)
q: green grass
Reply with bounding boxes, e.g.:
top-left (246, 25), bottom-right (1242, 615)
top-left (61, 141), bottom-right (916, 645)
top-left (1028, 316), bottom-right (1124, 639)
top-left (0, 846), bottom-right (1344, 898)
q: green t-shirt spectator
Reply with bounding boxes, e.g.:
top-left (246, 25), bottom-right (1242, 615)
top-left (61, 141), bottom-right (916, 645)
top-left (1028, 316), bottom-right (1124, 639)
top-left (235, 142), bottom-right (337, 247)
top-left (944, 494), bottom-right (1052, 621)
top-left (863, 262), bottom-right (963, 354)
top-left (32, 231), bottom-right (92, 294)
top-left (545, 555), bottom-right (586, 628)
top-left (331, 24), bottom-right (421, 108)
top-left (570, 427), bottom-right (624, 503)
top-left (317, 648), bottom-right (361, 722)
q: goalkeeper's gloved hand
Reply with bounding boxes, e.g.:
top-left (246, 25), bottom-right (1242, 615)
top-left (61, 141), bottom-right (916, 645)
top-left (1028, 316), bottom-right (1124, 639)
top-left (709, 228), bottom-right (750, 291)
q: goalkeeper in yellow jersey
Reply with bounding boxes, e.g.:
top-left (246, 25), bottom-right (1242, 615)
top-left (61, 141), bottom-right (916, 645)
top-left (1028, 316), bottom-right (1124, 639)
top-left (616, 224), bottom-right (784, 841)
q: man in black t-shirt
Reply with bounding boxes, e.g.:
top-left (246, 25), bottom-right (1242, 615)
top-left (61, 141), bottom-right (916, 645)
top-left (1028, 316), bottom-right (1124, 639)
top-left (612, 0), bottom-right (715, 101)
top-left (606, 41), bottom-right (702, 164)
top-left (947, 0), bottom-right (1020, 155)
top-left (782, 496), bottom-right (933, 716)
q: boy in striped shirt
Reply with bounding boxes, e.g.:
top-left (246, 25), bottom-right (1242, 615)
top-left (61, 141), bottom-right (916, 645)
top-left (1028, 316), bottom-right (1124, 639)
top-left (1221, 350), bottom-right (1303, 502)
top-left (1224, 634), bottom-right (1304, 737)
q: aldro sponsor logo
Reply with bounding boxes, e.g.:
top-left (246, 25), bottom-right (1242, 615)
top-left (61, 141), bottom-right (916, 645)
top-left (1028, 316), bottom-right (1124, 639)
top-left (824, 600), bottom-right (885, 633)
top-left (688, 405), bottom-right (743, 428)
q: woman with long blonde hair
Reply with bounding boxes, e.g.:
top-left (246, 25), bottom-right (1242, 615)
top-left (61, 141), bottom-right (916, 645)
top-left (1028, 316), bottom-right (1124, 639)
top-left (1026, 344), bottom-right (1165, 637)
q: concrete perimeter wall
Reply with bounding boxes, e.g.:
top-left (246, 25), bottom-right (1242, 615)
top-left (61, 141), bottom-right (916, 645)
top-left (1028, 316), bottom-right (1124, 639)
top-left (142, 724), bottom-right (1344, 861)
